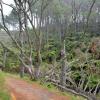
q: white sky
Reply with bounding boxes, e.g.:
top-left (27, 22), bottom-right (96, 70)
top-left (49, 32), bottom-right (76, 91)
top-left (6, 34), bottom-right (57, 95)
top-left (3, 0), bottom-right (14, 15)
top-left (1, 0), bottom-right (37, 29)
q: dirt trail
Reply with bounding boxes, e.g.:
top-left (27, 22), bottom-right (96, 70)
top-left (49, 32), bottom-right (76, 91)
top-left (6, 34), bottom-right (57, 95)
top-left (6, 77), bottom-right (71, 100)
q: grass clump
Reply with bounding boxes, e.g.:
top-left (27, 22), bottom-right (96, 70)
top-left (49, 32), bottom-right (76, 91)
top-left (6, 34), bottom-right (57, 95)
top-left (0, 72), bottom-right (10, 100)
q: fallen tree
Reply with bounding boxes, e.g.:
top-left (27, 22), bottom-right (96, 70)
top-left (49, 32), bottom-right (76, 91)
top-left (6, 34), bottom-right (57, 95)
top-left (47, 78), bottom-right (97, 100)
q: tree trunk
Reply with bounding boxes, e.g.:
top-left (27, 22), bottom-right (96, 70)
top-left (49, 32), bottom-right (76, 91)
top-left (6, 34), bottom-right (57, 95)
top-left (34, 48), bottom-right (42, 80)
top-left (20, 63), bottom-right (25, 78)
top-left (34, 67), bottom-right (40, 80)
top-left (60, 40), bottom-right (66, 86)
top-left (26, 65), bottom-right (34, 79)
top-left (3, 49), bottom-right (7, 68)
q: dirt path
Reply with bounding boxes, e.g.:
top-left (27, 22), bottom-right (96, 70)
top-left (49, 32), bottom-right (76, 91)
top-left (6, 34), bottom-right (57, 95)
top-left (6, 77), bottom-right (71, 100)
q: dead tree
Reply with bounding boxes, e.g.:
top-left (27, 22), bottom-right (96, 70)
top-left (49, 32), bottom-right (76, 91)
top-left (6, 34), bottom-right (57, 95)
top-left (84, 0), bottom-right (96, 34)
top-left (0, 0), bottom-right (52, 80)
top-left (60, 40), bottom-right (67, 86)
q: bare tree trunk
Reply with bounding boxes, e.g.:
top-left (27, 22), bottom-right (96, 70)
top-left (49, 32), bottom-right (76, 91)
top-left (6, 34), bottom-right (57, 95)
top-left (18, 1), bottom-right (25, 78)
top-left (84, 0), bottom-right (96, 34)
top-left (34, 42), bottom-right (42, 80)
top-left (34, 66), bottom-right (40, 80)
top-left (3, 49), bottom-right (7, 68)
top-left (60, 40), bottom-right (66, 86)
top-left (20, 63), bottom-right (25, 78)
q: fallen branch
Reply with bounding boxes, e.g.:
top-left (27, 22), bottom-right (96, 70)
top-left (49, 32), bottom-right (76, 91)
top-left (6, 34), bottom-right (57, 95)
top-left (48, 78), bottom-right (97, 100)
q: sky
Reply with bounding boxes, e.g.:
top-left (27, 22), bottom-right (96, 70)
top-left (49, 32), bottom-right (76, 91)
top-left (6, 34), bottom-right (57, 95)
top-left (2, 0), bottom-right (14, 15)
top-left (1, 0), bottom-right (37, 29)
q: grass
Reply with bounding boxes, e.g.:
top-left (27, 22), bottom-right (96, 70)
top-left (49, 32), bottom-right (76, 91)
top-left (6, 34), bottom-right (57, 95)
top-left (0, 71), bottom-right (10, 100)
